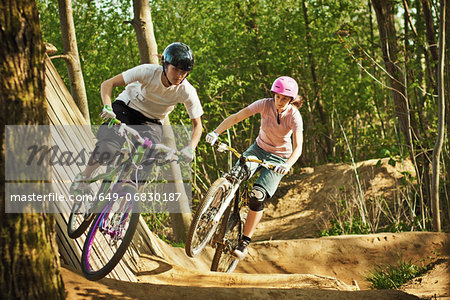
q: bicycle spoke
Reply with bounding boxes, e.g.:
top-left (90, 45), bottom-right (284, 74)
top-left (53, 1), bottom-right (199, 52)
top-left (81, 183), bottom-right (140, 281)
top-left (186, 178), bottom-right (234, 257)
top-left (84, 202), bottom-right (133, 273)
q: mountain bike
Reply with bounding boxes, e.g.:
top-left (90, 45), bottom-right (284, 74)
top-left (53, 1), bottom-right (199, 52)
top-left (67, 119), bottom-right (182, 281)
top-left (185, 142), bottom-right (275, 273)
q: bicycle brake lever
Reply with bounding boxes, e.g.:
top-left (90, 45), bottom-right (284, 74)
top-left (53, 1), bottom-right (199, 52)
top-left (117, 124), bottom-right (126, 137)
top-left (164, 150), bottom-right (179, 163)
top-left (216, 143), bottom-right (228, 152)
top-left (261, 161), bottom-right (275, 170)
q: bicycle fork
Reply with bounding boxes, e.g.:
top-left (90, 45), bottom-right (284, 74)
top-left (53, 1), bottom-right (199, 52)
top-left (212, 183), bottom-right (239, 225)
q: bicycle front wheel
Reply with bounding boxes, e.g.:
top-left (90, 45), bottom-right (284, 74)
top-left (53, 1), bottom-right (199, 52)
top-left (185, 177), bottom-right (235, 258)
top-left (81, 184), bottom-right (139, 281)
top-left (210, 206), bottom-right (243, 273)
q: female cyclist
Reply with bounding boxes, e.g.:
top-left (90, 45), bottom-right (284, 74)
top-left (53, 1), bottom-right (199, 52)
top-left (205, 76), bottom-right (303, 259)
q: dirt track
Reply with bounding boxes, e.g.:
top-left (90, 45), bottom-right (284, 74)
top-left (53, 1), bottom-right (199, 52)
top-left (62, 158), bottom-right (450, 299)
top-left (62, 231), bottom-right (449, 299)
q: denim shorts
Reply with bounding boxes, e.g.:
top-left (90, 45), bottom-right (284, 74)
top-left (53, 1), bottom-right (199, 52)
top-left (241, 142), bottom-right (287, 197)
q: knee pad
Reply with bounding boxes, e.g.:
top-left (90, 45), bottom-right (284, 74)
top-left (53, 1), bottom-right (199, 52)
top-left (248, 185), bottom-right (267, 212)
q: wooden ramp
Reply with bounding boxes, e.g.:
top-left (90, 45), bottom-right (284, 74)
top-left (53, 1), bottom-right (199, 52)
top-left (45, 56), bottom-right (168, 282)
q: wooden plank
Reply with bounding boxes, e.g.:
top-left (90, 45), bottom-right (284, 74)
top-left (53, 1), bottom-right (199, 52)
top-left (45, 56), bottom-right (140, 283)
top-left (135, 217), bottom-right (166, 258)
top-left (45, 62), bottom-right (95, 149)
top-left (55, 215), bottom-right (81, 269)
top-left (46, 85), bottom-right (94, 149)
top-left (45, 60), bottom-right (87, 125)
top-left (46, 63), bottom-right (86, 125)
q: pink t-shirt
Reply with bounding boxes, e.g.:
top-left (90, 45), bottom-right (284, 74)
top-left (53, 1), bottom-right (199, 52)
top-left (248, 98), bottom-right (303, 158)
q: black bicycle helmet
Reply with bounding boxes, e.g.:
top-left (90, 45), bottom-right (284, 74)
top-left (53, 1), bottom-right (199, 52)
top-left (162, 42), bottom-right (194, 71)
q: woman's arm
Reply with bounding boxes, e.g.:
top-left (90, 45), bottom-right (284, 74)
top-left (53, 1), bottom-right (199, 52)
top-left (286, 129), bottom-right (303, 167)
top-left (100, 74), bottom-right (126, 106)
top-left (214, 107), bottom-right (254, 134)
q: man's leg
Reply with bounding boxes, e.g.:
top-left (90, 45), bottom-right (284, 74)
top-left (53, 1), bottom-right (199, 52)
top-left (70, 123), bottom-right (125, 194)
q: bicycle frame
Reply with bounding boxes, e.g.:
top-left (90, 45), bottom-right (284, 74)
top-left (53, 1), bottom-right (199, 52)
top-left (212, 142), bottom-right (275, 237)
top-left (79, 119), bottom-right (186, 280)
top-left (90, 120), bottom-right (179, 189)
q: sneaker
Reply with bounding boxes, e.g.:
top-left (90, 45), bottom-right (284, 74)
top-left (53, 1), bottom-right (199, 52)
top-left (232, 239), bottom-right (250, 260)
top-left (70, 172), bottom-right (92, 195)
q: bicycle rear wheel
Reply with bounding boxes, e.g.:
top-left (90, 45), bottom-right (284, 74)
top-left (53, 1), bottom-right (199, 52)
top-left (67, 184), bottom-right (99, 239)
top-left (68, 173), bottom-right (114, 238)
top-left (81, 184), bottom-right (139, 281)
top-left (67, 200), bottom-right (95, 239)
top-left (185, 177), bottom-right (234, 258)
top-left (210, 206), bottom-right (243, 273)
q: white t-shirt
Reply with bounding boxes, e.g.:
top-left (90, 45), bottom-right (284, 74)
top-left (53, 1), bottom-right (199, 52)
top-left (116, 64), bottom-right (203, 120)
top-left (248, 98), bottom-right (303, 158)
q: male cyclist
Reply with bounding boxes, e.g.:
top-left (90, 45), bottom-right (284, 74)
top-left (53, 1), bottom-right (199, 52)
top-left (206, 76), bottom-right (303, 260)
top-left (71, 42), bottom-right (203, 195)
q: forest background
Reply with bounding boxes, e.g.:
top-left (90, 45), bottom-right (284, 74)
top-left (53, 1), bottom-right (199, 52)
top-left (37, 0), bottom-right (449, 232)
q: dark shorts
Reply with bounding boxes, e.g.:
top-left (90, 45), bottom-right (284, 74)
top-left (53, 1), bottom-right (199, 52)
top-left (242, 142), bottom-right (287, 197)
top-left (92, 101), bottom-right (163, 181)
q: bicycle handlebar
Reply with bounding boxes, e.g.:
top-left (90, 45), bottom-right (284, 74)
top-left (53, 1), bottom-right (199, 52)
top-left (215, 142), bottom-right (276, 170)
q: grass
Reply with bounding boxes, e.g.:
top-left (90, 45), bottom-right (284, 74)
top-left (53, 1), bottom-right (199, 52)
top-left (366, 251), bottom-right (440, 289)
top-left (366, 259), bottom-right (426, 289)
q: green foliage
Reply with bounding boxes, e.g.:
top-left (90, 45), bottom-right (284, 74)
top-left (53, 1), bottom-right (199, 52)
top-left (366, 258), bottom-right (430, 289)
top-left (37, 0), bottom-right (410, 169)
top-left (37, 0), bottom-right (446, 231)
top-left (320, 195), bottom-right (371, 236)
top-left (141, 212), bottom-right (184, 247)
top-left (38, 0), bottom-right (139, 124)
top-left (321, 218), bottom-right (370, 236)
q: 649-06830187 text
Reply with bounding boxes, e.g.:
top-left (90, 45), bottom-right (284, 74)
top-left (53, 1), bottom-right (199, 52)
top-left (98, 192), bottom-right (182, 202)
top-left (9, 192), bottom-right (181, 203)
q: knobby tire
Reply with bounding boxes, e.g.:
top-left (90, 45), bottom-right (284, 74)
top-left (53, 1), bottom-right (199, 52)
top-left (185, 177), bottom-right (234, 258)
top-left (81, 184), bottom-right (139, 281)
top-left (210, 205), bottom-right (241, 273)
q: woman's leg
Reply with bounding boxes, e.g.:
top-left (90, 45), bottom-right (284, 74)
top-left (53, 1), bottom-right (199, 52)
top-left (243, 184), bottom-right (267, 238)
top-left (233, 185), bottom-right (267, 259)
top-left (243, 209), bottom-right (264, 238)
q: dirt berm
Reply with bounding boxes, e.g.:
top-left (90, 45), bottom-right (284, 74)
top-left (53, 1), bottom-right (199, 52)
top-left (62, 158), bottom-right (450, 299)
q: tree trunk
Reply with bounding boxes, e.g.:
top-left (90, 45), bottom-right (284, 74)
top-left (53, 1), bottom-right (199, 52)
top-left (129, 0), bottom-right (159, 64)
top-left (431, 0), bottom-right (446, 232)
top-left (422, 0), bottom-right (439, 63)
top-left (127, 0), bottom-right (191, 241)
top-left (58, 0), bottom-right (90, 123)
top-left (301, 0), bottom-right (331, 162)
top-left (444, 0), bottom-right (450, 224)
top-left (371, 0), bottom-right (413, 148)
top-left (0, 1), bottom-right (65, 299)
top-left (371, 0), bottom-right (435, 228)
top-left (162, 119), bottom-right (193, 242)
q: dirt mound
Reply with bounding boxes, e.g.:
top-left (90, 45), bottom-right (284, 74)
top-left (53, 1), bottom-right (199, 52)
top-left (236, 232), bottom-right (449, 290)
top-left (400, 258), bottom-right (450, 299)
top-left (136, 253), bottom-right (357, 290)
top-left (61, 157), bottom-right (448, 299)
top-left (256, 157), bottom-right (415, 240)
top-left (62, 265), bottom-right (420, 300)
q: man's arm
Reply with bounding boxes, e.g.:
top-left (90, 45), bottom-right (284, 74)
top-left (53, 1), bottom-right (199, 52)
top-left (100, 74), bottom-right (126, 106)
top-left (188, 116), bottom-right (203, 149)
